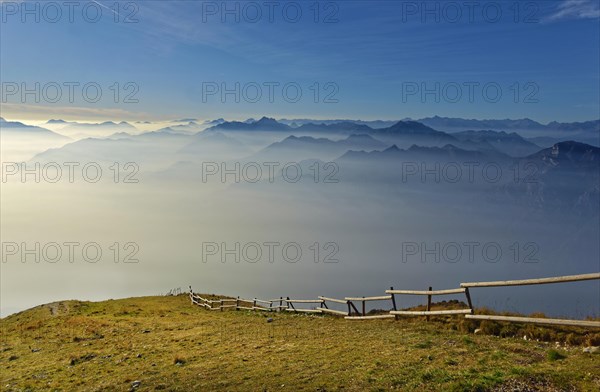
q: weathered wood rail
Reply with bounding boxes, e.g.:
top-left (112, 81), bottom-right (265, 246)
top-left (188, 272), bottom-right (600, 328)
top-left (460, 273), bottom-right (600, 288)
top-left (386, 286), bottom-right (473, 321)
top-left (318, 296), bottom-right (349, 316)
top-left (344, 295), bottom-right (395, 320)
top-left (461, 273), bottom-right (600, 328)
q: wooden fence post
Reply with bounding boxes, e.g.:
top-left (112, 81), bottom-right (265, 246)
top-left (426, 287), bottom-right (432, 322)
top-left (320, 298), bottom-right (327, 309)
top-left (464, 288), bottom-right (473, 314)
top-left (362, 297), bottom-right (366, 316)
top-left (349, 301), bottom-right (360, 315)
top-left (220, 299), bottom-right (223, 311)
top-left (236, 296), bottom-right (240, 311)
top-left (390, 286), bottom-right (399, 320)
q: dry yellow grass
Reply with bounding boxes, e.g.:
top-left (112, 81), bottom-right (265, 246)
top-left (1, 295), bottom-right (599, 391)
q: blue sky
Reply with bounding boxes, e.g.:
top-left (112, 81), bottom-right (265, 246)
top-left (1, 0), bottom-right (599, 122)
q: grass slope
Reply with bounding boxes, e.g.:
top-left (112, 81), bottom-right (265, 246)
top-left (1, 295), bottom-right (599, 391)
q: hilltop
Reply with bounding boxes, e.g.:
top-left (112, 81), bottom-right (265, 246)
top-left (1, 295), bottom-right (599, 391)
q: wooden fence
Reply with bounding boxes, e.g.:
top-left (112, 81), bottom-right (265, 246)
top-left (387, 287), bottom-right (472, 320)
top-left (461, 273), bottom-right (600, 328)
top-left (189, 272), bottom-right (600, 328)
top-left (344, 295), bottom-right (395, 320)
top-left (165, 287), bottom-right (183, 296)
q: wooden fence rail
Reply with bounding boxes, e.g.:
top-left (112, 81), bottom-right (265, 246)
top-left (460, 273), bottom-right (600, 328)
top-left (386, 286), bottom-right (473, 321)
top-left (464, 314), bottom-right (600, 328)
top-left (461, 273), bottom-right (600, 288)
top-left (344, 295), bottom-right (395, 320)
top-left (187, 272), bottom-right (600, 328)
top-left (318, 296), bottom-right (349, 316)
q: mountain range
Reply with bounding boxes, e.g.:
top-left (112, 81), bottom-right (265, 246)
top-left (501, 142), bottom-right (600, 214)
top-left (5, 113), bottom-right (596, 214)
top-left (1, 117), bottom-right (69, 139)
top-left (249, 134), bottom-right (388, 162)
top-left (206, 117), bottom-right (544, 157)
top-left (417, 116), bottom-right (598, 133)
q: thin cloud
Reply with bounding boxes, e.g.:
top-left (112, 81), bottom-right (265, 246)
top-left (91, 0), bottom-right (123, 21)
top-left (0, 103), bottom-right (165, 122)
top-left (544, 0), bottom-right (600, 22)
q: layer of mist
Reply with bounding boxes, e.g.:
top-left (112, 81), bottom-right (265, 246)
top-left (1, 117), bottom-right (599, 318)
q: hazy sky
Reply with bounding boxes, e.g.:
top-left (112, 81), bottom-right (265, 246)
top-left (1, 0), bottom-right (599, 122)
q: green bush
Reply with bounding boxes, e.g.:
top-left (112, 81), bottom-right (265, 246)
top-left (547, 349), bottom-right (566, 361)
top-left (479, 320), bottom-right (500, 336)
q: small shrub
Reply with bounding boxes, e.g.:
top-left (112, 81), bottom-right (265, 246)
top-left (462, 336), bottom-right (476, 346)
top-left (413, 340), bottom-right (432, 349)
top-left (499, 324), bottom-right (518, 338)
top-left (586, 333), bottom-right (600, 346)
top-left (421, 371), bottom-right (434, 382)
top-left (565, 333), bottom-right (583, 346)
top-left (479, 320), bottom-right (500, 336)
top-left (69, 353), bottom-right (96, 366)
top-left (523, 325), bottom-right (552, 342)
top-left (547, 349), bottom-right (566, 361)
top-left (458, 319), bottom-right (477, 333)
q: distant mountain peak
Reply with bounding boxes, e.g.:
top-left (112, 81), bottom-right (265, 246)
top-left (1, 118), bottom-right (70, 139)
top-left (387, 120), bottom-right (441, 133)
top-left (256, 116), bottom-right (278, 124)
top-left (441, 144), bottom-right (461, 150)
top-left (207, 117), bottom-right (290, 132)
top-left (526, 140), bottom-right (600, 164)
top-left (554, 140), bottom-right (595, 149)
top-left (203, 118), bottom-right (225, 125)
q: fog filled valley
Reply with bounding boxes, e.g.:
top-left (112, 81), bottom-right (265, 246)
top-left (1, 116), bottom-right (599, 318)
